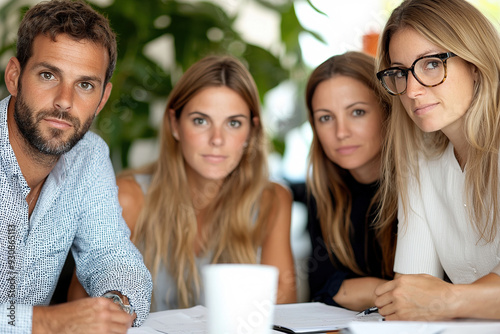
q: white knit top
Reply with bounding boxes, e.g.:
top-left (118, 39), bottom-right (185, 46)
top-left (394, 142), bottom-right (500, 283)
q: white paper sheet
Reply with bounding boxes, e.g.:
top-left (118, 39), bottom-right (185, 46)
top-left (127, 305), bottom-right (286, 334)
top-left (273, 302), bottom-right (369, 333)
top-left (128, 304), bottom-right (500, 334)
top-left (345, 320), bottom-right (500, 334)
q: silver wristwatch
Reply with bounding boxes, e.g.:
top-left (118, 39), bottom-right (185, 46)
top-left (102, 292), bottom-right (134, 315)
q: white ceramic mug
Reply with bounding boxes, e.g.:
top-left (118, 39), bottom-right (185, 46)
top-left (203, 264), bottom-right (279, 334)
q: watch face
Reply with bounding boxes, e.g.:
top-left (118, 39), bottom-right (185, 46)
top-left (123, 304), bottom-right (133, 315)
top-left (103, 292), bottom-right (134, 315)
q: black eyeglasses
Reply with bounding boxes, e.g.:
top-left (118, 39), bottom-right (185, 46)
top-left (376, 52), bottom-right (457, 96)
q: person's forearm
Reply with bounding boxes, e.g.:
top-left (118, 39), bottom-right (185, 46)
top-left (333, 277), bottom-right (387, 311)
top-left (32, 297), bottom-right (135, 334)
top-left (452, 273), bottom-right (500, 319)
top-left (33, 306), bottom-right (51, 334)
top-left (276, 267), bottom-right (297, 304)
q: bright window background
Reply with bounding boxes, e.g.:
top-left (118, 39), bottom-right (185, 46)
top-left (272, 0), bottom-right (500, 183)
top-left (298, 0), bottom-right (500, 68)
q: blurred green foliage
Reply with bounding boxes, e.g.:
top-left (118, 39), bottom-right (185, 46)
top-left (0, 0), bottom-right (323, 170)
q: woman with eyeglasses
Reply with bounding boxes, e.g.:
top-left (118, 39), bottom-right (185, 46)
top-left (375, 0), bottom-right (500, 320)
top-left (302, 51), bottom-right (397, 311)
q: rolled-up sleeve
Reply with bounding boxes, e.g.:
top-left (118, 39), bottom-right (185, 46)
top-left (491, 264), bottom-right (500, 277)
top-left (0, 304), bottom-right (32, 333)
top-left (71, 138), bottom-right (152, 326)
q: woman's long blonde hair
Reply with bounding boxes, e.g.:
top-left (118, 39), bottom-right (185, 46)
top-left (376, 0), bottom-right (500, 242)
top-left (129, 55), bottom-right (272, 309)
top-left (305, 51), bottom-right (396, 277)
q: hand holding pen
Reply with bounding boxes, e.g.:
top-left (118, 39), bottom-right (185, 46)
top-left (355, 306), bottom-right (384, 321)
top-left (356, 306), bottom-right (378, 317)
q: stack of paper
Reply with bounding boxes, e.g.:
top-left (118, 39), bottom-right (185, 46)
top-left (128, 303), bottom-right (366, 334)
top-left (128, 303), bottom-right (500, 334)
top-left (273, 302), bottom-right (362, 333)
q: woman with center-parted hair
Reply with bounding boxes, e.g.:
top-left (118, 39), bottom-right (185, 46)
top-left (69, 55), bottom-right (297, 310)
top-left (297, 51), bottom-right (397, 311)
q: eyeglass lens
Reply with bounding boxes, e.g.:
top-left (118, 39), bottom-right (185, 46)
top-left (383, 56), bottom-right (446, 95)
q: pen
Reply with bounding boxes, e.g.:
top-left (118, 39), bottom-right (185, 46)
top-left (356, 306), bottom-right (378, 317)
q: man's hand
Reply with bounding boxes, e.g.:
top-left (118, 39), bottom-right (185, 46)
top-left (33, 297), bottom-right (135, 334)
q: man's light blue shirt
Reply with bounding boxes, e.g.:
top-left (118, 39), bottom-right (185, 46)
top-left (0, 96), bottom-right (152, 333)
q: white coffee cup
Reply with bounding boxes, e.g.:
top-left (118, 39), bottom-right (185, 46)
top-left (203, 264), bottom-right (278, 334)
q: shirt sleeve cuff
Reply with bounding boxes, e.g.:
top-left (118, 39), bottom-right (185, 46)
top-left (0, 303), bottom-right (32, 334)
top-left (310, 270), bottom-right (349, 307)
top-left (491, 263), bottom-right (500, 277)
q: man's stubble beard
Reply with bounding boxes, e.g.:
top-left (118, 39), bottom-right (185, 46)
top-left (13, 81), bottom-right (96, 159)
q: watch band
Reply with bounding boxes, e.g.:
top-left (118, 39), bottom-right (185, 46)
top-left (102, 292), bottom-right (134, 315)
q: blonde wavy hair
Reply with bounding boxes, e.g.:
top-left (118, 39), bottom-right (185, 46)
top-left (128, 55), bottom-right (272, 309)
top-left (376, 0), bottom-right (500, 242)
top-left (305, 51), bottom-right (396, 277)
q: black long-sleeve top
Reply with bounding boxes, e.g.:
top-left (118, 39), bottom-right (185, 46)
top-left (291, 173), bottom-right (392, 306)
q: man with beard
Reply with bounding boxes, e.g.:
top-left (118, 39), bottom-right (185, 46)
top-left (0, 1), bottom-right (152, 333)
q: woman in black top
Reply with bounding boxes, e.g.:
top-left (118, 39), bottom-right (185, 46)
top-left (301, 51), bottom-right (397, 311)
